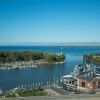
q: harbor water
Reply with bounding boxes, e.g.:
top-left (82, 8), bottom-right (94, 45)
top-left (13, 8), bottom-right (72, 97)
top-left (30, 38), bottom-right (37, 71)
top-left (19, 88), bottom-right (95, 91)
top-left (0, 46), bottom-right (100, 91)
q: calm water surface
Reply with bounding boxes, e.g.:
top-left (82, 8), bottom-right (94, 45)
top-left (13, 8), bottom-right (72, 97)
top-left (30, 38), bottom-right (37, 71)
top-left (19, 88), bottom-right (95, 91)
top-left (0, 46), bottom-right (100, 91)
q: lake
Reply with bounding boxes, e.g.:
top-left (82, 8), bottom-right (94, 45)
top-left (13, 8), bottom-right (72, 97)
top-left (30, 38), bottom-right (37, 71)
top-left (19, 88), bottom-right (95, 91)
top-left (0, 46), bottom-right (100, 91)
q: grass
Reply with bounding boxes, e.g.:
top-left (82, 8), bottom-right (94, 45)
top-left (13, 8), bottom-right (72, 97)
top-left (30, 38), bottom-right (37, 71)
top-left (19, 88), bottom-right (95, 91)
top-left (5, 87), bottom-right (47, 97)
top-left (19, 91), bottom-right (45, 96)
top-left (5, 93), bottom-right (16, 97)
top-left (18, 88), bottom-right (46, 97)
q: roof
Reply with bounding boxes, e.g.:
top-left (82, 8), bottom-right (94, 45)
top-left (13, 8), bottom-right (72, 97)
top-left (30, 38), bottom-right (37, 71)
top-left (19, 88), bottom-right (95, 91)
top-left (62, 75), bottom-right (73, 78)
top-left (78, 76), bottom-right (95, 81)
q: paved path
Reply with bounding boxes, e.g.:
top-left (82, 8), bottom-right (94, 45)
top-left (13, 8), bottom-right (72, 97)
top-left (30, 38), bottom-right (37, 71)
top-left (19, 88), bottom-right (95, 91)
top-left (44, 89), bottom-right (61, 96)
top-left (0, 95), bottom-right (100, 100)
top-left (45, 85), bottom-right (68, 95)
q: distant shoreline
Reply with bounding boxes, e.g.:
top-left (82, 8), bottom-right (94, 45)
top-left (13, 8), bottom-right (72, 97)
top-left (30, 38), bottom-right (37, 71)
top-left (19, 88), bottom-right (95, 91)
top-left (0, 45), bottom-right (100, 47)
top-left (0, 42), bottom-right (100, 47)
top-left (56, 46), bottom-right (100, 48)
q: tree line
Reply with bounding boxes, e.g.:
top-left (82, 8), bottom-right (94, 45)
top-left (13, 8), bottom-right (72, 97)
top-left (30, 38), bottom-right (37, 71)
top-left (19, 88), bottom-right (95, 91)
top-left (83, 54), bottom-right (100, 65)
top-left (0, 51), bottom-right (65, 64)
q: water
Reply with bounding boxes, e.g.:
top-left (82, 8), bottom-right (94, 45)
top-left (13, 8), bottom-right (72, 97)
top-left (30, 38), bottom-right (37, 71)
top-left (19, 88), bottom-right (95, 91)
top-left (0, 46), bottom-right (100, 91)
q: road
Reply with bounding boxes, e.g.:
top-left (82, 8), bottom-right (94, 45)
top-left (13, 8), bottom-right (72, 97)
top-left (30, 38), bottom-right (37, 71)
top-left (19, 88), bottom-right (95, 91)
top-left (1, 94), bottom-right (100, 100)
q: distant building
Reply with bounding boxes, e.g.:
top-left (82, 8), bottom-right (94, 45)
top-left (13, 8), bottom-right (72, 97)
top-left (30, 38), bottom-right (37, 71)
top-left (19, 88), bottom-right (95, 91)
top-left (62, 64), bottom-right (100, 93)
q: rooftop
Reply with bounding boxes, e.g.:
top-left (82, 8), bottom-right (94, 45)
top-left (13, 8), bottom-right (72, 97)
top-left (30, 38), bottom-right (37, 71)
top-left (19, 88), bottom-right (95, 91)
top-left (62, 75), bottom-right (73, 78)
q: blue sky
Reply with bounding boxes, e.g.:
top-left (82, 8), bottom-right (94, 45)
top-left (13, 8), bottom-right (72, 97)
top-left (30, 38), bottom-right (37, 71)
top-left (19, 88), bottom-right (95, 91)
top-left (0, 0), bottom-right (100, 44)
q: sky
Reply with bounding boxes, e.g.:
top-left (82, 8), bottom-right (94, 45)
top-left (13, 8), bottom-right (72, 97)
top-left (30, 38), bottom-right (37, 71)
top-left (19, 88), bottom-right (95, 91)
top-left (0, 0), bottom-right (100, 45)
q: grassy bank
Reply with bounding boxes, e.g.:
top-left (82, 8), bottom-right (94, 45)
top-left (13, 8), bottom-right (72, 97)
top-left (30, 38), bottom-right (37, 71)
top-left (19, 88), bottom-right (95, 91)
top-left (5, 87), bottom-right (46, 97)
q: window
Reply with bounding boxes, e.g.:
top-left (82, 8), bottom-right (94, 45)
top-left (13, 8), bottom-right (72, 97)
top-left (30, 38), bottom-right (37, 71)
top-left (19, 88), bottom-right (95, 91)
top-left (82, 82), bottom-right (85, 87)
top-left (92, 81), bottom-right (95, 85)
top-left (98, 82), bottom-right (100, 87)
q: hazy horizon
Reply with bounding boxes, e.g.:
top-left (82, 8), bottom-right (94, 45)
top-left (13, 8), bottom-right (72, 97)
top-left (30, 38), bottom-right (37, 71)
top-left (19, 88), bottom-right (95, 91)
top-left (0, 42), bottom-right (100, 46)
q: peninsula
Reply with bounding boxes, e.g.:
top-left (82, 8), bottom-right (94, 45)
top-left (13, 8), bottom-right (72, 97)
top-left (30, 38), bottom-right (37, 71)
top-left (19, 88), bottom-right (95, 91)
top-left (83, 54), bottom-right (100, 65)
top-left (0, 51), bottom-right (65, 69)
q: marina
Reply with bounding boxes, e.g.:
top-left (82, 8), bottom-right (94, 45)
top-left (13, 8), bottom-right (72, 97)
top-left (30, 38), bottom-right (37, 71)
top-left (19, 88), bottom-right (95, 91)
top-left (0, 46), bottom-right (100, 92)
top-left (0, 0), bottom-right (99, 99)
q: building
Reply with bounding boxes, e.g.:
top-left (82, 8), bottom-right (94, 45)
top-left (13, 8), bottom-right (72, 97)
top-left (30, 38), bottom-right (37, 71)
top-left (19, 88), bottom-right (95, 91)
top-left (62, 64), bottom-right (100, 93)
top-left (62, 75), bottom-right (77, 92)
